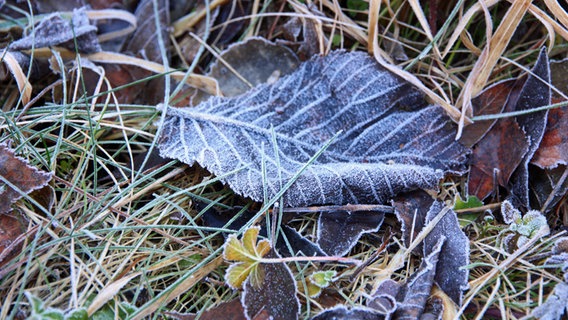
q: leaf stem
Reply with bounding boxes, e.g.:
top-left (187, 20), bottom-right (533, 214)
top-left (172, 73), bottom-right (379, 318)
top-left (259, 256), bottom-right (361, 265)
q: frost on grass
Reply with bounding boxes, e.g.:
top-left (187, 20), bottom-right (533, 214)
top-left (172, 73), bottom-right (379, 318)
top-left (159, 51), bottom-right (469, 207)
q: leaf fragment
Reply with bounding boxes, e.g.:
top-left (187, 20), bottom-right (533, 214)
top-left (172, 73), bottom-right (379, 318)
top-left (10, 7), bottom-right (100, 53)
top-left (316, 210), bottom-right (384, 256)
top-left (0, 142), bottom-right (53, 213)
top-left (242, 249), bottom-right (300, 320)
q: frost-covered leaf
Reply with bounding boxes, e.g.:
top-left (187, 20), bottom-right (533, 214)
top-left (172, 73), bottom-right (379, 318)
top-left (367, 279), bottom-right (400, 316)
top-left (423, 201), bottom-right (470, 305)
top-left (242, 249), bottom-right (299, 320)
top-left (500, 201), bottom-right (550, 252)
top-left (393, 193), bottom-right (470, 305)
top-left (317, 210), bottom-right (384, 256)
top-left (394, 238), bottom-right (443, 319)
top-left (532, 282), bottom-right (568, 320)
top-left (10, 7), bottom-right (100, 53)
top-left (159, 51), bottom-right (469, 207)
top-left (508, 48), bottom-right (551, 209)
top-left (0, 142), bottom-right (53, 213)
top-left (311, 305), bottom-right (384, 320)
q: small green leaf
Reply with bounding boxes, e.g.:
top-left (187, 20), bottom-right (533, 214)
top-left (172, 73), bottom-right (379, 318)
top-left (65, 309), bottom-right (88, 320)
top-left (226, 262), bottom-right (260, 289)
top-left (223, 227), bottom-right (272, 289)
top-left (310, 270), bottom-right (336, 288)
top-left (453, 195), bottom-right (483, 210)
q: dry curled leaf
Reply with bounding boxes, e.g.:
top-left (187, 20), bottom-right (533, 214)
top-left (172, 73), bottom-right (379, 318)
top-left (393, 192), bottom-right (470, 305)
top-left (10, 7), bottom-right (100, 53)
top-left (0, 142), bottom-right (53, 213)
top-left (159, 50), bottom-right (469, 207)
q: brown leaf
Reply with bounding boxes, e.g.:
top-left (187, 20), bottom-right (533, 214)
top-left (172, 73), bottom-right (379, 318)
top-left (466, 48), bottom-right (550, 203)
top-left (163, 299), bottom-right (247, 320)
top-left (532, 104), bottom-right (568, 169)
top-left (0, 142), bottom-right (53, 213)
top-left (468, 117), bottom-right (529, 200)
top-left (507, 48), bottom-right (551, 209)
top-left (0, 212), bottom-right (28, 268)
top-left (459, 79), bottom-right (516, 148)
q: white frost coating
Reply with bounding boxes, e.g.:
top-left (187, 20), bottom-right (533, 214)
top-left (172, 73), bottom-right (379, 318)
top-left (159, 51), bottom-right (469, 206)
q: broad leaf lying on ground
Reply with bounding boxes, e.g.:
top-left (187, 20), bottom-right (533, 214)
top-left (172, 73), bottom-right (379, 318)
top-left (507, 48), bottom-right (551, 209)
top-left (159, 50), bottom-right (469, 207)
top-left (465, 48), bottom-right (551, 204)
top-left (0, 142), bottom-right (53, 213)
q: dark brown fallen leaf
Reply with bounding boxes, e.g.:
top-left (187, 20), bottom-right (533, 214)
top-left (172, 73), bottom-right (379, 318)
top-left (394, 238), bottom-right (444, 319)
top-left (466, 48), bottom-right (551, 204)
top-left (459, 79), bottom-right (516, 148)
top-left (468, 117), bottom-right (529, 200)
top-left (507, 48), bottom-right (551, 209)
top-left (0, 212), bottom-right (28, 269)
top-left (159, 50), bottom-right (469, 207)
top-left (242, 249), bottom-right (300, 320)
top-left (0, 142), bottom-right (53, 213)
top-left (316, 210), bottom-right (384, 256)
top-left (532, 104), bottom-right (568, 169)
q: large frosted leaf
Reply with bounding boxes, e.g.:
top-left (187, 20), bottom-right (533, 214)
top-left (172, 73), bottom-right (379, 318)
top-left (159, 51), bottom-right (468, 207)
